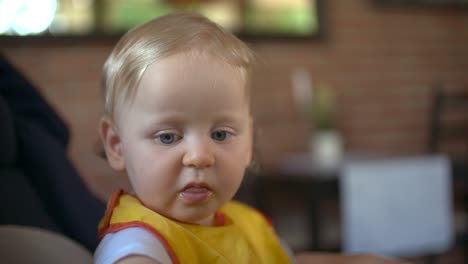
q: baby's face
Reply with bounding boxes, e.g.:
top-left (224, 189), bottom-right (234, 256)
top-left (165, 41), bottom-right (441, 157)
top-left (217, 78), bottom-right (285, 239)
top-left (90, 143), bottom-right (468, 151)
top-left (114, 52), bottom-right (252, 226)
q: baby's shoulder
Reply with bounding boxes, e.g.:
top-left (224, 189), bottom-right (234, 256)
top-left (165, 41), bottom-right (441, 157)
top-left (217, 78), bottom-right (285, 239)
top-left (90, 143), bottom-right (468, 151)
top-left (94, 227), bottom-right (171, 264)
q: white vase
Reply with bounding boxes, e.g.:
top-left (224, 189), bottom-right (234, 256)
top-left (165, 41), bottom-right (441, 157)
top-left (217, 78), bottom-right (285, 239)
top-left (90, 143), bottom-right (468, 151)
top-left (309, 130), bottom-right (343, 173)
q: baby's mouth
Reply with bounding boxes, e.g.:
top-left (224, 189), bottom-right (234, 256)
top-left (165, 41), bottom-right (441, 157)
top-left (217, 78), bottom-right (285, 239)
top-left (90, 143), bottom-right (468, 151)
top-left (179, 182), bottom-right (213, 204)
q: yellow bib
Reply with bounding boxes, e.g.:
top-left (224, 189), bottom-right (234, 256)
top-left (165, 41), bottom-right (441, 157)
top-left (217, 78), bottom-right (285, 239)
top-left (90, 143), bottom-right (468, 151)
top-left (98, 190), bottom-right (292, 264)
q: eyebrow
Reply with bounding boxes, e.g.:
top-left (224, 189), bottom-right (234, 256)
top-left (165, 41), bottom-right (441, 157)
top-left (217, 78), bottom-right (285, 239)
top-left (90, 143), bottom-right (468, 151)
top-left (213, 114), bottom-right (245, 124)
top-left (143, 111), bottom-right (246, 125)
top-left (143, 113), bottom-right (186, 127)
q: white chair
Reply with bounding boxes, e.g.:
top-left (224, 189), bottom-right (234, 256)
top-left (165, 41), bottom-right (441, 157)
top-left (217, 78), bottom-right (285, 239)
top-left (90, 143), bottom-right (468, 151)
top-left (340, 155), bottom-right (454, 258)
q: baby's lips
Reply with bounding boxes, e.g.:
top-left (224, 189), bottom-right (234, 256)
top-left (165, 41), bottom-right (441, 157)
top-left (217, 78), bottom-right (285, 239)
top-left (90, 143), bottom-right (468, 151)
top-left (181, 182), bottom-right (211, 192)
top-left (183, 186), bottom-right (210, 193)
top-left (180, 183), bottom-right (213, 203)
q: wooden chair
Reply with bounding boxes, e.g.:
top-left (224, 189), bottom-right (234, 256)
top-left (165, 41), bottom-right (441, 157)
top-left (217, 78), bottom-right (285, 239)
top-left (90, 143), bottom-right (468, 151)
top-left (428, 85), bottom-right (468, 259)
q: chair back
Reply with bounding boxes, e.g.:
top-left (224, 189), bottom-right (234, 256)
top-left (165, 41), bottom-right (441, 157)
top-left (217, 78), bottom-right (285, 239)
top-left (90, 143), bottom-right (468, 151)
top-left (341, 155), bottom-right (454, 258)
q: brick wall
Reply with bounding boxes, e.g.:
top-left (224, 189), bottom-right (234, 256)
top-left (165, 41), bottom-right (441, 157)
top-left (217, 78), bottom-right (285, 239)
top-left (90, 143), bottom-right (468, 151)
top-left (2, 0), bottom-right (468, 200)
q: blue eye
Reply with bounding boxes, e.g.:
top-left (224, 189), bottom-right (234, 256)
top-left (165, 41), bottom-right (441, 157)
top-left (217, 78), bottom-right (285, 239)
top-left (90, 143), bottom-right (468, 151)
top-left (211, 131), bottom-right (228, 142)
top-left (157, 133), bottom-right (180, 144)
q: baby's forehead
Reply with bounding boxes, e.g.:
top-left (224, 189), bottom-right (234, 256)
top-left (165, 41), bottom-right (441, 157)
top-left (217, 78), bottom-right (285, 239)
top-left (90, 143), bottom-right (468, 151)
top-left (114, 52), bottom-right (250, 114)
top-left (144, 53), bottom-right (246, 88)
top-left (141, 51), bottom-right (249, 89)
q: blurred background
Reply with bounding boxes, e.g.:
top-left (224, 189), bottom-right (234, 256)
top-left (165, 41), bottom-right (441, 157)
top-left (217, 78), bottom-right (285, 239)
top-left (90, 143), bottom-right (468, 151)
top-left (1, 0), bottom-right (467, 263)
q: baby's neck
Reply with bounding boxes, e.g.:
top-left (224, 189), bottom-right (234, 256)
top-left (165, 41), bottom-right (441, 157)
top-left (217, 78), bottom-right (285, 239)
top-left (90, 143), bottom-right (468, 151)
top-left (193, 214), bottom-right (215, 226)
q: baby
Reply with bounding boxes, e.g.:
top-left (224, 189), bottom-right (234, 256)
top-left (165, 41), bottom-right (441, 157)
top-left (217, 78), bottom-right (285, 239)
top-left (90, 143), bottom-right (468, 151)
top-left (94, 12), bottom-right (293, 264)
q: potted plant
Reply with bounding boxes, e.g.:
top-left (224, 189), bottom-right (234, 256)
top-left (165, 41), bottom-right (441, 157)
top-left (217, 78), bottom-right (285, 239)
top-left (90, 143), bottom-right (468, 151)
top-left (291, 68), bottom-right (343, 173)
top-left (309, 83), bottom-right (343, 172)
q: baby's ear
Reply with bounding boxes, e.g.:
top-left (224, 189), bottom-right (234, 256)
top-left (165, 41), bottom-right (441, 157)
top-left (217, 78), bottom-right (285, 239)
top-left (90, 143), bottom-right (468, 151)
top-left (99, 116), bottom-right (125, 172)
top-left (245, 116), bottom-right (254, 168)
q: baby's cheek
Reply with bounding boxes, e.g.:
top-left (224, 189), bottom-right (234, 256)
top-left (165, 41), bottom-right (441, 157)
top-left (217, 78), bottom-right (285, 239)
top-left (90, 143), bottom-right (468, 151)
top-left (224, 165), bottom-right (245, 188)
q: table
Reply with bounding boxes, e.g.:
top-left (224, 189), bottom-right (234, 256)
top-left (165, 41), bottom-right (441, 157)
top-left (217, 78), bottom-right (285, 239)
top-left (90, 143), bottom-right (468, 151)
top-left (252, 153), bottom-right (467, 262)
top-left (252, 154), bottom-right (341, 251)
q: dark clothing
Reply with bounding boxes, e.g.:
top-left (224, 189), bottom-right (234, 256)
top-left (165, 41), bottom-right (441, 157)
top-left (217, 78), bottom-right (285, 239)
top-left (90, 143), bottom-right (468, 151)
top-left (0, 54), bottom-right (105, 251)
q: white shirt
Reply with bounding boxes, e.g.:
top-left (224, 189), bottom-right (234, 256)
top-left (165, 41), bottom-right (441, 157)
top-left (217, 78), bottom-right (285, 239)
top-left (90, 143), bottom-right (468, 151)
top-left (94, 227), bottom-right (171, 264)
top-left (94, 227), bottom-right (297, 264)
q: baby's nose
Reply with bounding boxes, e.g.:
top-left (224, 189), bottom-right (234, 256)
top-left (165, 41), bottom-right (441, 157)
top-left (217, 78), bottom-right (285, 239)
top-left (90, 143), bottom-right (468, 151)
top-left (182, 141), bottom-right (215, 168)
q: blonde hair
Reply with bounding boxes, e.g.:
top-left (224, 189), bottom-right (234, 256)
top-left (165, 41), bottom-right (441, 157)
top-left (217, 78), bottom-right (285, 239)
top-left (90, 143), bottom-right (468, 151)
top-left (102, 12), bottom-right (255, 118)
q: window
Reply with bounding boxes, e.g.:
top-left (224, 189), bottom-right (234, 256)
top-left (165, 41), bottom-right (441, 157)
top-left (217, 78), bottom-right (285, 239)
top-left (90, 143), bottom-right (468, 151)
top-left (0, 0), bottom-right (322, 39)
